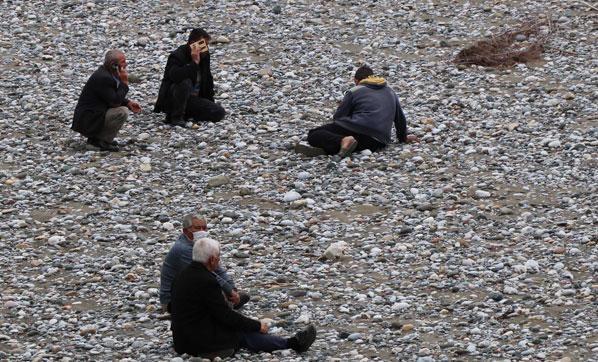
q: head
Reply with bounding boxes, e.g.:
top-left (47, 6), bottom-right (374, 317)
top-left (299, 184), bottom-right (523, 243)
top-left (188, 28), bottom-right (211, 45)
top-left (192, 237), bottom-right (220, 271)
top-left (182, 214), bottom-right (208, 240)
top-left (354, 65), bottom-right (374, 85)
top-left (103, 49), bottom-right (126, 74)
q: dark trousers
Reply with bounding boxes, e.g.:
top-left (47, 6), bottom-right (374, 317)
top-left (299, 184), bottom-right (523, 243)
top-left (307, 123), bottom-right (386, 155)
top-left (169, 79), bottom-right (225, 122)
top-left (239, 332), bottom-right (289, 353)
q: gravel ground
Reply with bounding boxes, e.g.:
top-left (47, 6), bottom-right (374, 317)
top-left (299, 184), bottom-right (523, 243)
top-left (1, 0), bottom-right (596, 361)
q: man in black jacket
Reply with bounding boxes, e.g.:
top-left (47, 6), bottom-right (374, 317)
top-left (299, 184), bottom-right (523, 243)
top-left (72, 50), bottom-right (141, 151)
top-left (154, 28), bottom-right (225, 127)
top-left (170, 238), bottom-right (316, 358)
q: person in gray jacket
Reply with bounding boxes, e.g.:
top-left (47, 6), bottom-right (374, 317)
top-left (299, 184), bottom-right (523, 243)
top-left (159, 214), bottom-right (249, 313)
top-left (297, 65), bottom-right (412, 157)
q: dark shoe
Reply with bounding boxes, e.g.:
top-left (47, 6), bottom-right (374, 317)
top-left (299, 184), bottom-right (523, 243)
top-left (87, 138), bottom-right (119, 151)
top-left (169, 118), bottom-right (187, 128)
top-left (87, 137), bottom-right (101, 147)
top-left (289, 324), bottom-right (316, 353)
top-left (294, 142), bottom-right (326, 157)
top-left (233, 293), bottom-right (250, 310)
top-left (109, 140), bottom-right (119, 146)
top-left (97, 140), bottom-right (119, 152)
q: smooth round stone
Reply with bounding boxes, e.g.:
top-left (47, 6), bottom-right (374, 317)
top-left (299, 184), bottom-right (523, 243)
top-left (283, 190), bottom-right (301, 202)
top-left (297, 171), bottom-right (310, 180)
top-left (347, 333), bottom-right (362, 341)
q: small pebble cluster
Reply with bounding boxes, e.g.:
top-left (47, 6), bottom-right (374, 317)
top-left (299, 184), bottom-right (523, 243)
top-left (0, 1), bottom-right (596, 361)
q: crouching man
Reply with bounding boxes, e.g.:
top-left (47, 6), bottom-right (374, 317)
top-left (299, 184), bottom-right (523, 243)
top-left (170, 238), bottom-right (316, 359)
top-left (154, 28), bottom-right (225, 127)
top-left (72, 50), bottom-right (141, 151)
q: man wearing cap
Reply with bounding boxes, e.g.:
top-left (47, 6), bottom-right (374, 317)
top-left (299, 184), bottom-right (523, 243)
top-left (154, 28), bottom-right (225, 127)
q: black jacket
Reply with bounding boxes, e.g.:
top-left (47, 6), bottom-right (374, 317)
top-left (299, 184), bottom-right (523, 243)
top-left (154, 44), bottom-right (215, 113)
top-left (72, 66), bottom-right (129, 137)
top-left (170, 261), bottom-right (260, 355)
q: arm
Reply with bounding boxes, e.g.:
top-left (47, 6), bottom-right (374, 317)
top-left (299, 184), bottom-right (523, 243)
top-left (333, 91), bottom-right (353, 121)
top-left (394, 96), bottom-right (407, 143)
top-left (203, 278), bottom-right (261, 332)
top-left (93, 76), bottom-right (129, 108)
top-left (213, 264), bottom-right (235, 296)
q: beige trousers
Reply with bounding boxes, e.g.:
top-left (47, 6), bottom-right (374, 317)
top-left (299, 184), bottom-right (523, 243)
top-left (97, 106), bottom-right (127, 142)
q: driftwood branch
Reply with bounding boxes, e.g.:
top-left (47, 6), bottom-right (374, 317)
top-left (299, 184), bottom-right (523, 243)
top-left (454, 19), bottom-right (557, 67)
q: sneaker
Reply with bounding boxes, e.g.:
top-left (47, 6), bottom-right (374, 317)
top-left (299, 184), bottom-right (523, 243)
top-left (289, 324), bottom-right (316, 353)
top-left (99, 140), bottom-right (119, 152)
top-left (233, 292), bottom-right (250, 310)
top-left (294, 142), bottom-right (326, 157)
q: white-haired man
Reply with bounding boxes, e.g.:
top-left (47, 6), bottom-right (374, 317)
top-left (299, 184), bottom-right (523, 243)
top-left (170, 238), bottom-right (316, 358)
top-left (159, 214), bottom-right (249, 312)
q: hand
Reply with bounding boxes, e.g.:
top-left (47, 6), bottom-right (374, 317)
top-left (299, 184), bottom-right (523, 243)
top-left (259, 320), bottom-right (269, 334)
top-left (228, 290), bottom-right (240, 306)
top-left (191, 48), bottom-right (201, 64)
top-left (406, 134), bottom-right (419, 143)
top-left (127, 100), bottom-right (142, 113)
top-left (118, 67), bottom-right (129, 86)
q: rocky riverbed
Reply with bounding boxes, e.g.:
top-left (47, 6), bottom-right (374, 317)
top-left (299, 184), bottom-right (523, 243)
top-left (0, 0), bottom-right (596, 361)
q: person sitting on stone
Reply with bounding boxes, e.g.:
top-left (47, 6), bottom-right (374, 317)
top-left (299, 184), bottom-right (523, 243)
top-left (170, 237), bottom-right (317, 358)
top-left (72, 49), bottom-right (141, 151)
top-left (159, 214), bottom-right (249, 313)
top-left (154, 27), bottom-right (225, 127)
top-left (295, 65), bottom-right (415, 157)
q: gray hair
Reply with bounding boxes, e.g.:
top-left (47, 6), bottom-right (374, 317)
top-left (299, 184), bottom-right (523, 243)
top-left (182, 214), bottom-right (206, 229)
top-left (103, 49), bottom-right (124, 68)
top-left (192, 238), bottom-right (220, 263)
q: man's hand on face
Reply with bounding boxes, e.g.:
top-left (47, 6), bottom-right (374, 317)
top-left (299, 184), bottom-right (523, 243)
top-left (228, 290), bottom-right (241, 305)
top-left (118, 66), bottom-right (129, 86)
top-left (191, 47), bottom-right (201, 64)
top-left (259, 321), bottom-right (269, 334)
top-left (127, 100), bottom-right (142, 113)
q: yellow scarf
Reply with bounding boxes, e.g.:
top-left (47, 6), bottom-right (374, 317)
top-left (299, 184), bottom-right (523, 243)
top-left (359, 75), bottom-right (386, 85)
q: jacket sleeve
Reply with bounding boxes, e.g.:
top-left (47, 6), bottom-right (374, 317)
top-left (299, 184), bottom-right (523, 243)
top-left (394, 96), bottom-right (407, 143)
top-left (204, 278), bottom-right (261, 332)
top-left (93, 75), bottom-right (129, 108)
top-left (332, 91), bottom-right (353, 120)
top-left (213, 265), bottom-right (235, 296)
top-left (168, 55), bottom-right (199, 84)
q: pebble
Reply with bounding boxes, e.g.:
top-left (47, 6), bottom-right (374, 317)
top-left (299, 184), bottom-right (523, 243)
top-left (283, 190), bottom-right (302, 202)
top-left (207, 175), bottom-right (230, 187)
top-left (0, 1), bottom-right (594, 361)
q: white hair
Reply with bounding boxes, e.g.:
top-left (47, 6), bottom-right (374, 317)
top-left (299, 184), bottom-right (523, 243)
top-left (182, 214), bottom-right (206, 229)
top-left (103, 49), bottom-right (124, 68)
top-left (192, 238), bottom-right (220, 263)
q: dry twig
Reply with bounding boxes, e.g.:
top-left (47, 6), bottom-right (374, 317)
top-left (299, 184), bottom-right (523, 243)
top-left (454, 20), bottom-right (556, 67)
